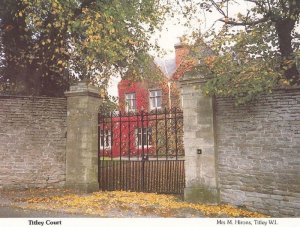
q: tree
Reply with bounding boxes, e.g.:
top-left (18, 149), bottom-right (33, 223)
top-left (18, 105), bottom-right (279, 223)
top-left (181, 0), bottom-right (300, 104)
top-left (0, 0), bottom-right (167, 96)
top-left (0, 0), bottom-right (71, 95)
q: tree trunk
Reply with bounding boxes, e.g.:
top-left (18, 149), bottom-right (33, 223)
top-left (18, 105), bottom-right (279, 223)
top-left (275, 18), bottom-right (300, 84)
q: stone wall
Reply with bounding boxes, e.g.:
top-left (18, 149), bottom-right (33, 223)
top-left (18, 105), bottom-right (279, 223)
top-left (215, 88), bottom-right (300, 217)
top-left (0, 96), bottom-right (67, 188)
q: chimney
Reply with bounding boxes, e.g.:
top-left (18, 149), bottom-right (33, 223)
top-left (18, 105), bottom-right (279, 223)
top-left (174, 37), bottom-right (189, 68)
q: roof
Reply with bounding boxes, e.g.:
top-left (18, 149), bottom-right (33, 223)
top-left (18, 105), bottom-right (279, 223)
top-left (155, 58), bottom-right (176, 78)
top-left (120, 55), bottom-right (169, 86)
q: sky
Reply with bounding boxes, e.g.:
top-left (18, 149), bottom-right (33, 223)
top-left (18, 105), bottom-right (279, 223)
top-left (150, 1), bottom-right (254, 58)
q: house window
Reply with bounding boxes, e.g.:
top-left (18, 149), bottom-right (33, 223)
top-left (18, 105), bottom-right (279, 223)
top-left (149, 89), bottom-right (162, 110)
top-left (100, 129), bottom-right (111, 148)
top-left (135, 128), bottom-right (152, 147)
top-left (125, 93), bottom-right (136, 112)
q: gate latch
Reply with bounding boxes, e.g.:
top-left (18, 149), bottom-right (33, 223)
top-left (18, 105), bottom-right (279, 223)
top-left (142, 155), bottom-right (149, 161)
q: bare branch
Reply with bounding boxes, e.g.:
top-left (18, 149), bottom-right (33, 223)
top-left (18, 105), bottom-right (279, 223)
top-left (209, 0), bottom-right (227, 17)
top-left (244, 0), bottom-right (266, 8)
top-left (218, 16), bottom-right (269, 26)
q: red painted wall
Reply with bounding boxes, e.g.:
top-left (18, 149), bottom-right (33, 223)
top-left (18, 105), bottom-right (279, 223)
top-left (118, 80), bottom-right (150, 113)
top-left (99, 115), bottom-right (155, 158)
top-left (99, 79), bottom-right (161, 158)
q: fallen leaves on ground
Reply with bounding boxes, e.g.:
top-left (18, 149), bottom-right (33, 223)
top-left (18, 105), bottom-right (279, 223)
top-left (6, 189), bottom-right (269, 218)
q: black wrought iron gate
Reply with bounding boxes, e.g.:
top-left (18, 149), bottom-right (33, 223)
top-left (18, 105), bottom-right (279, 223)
top-left (98, 108), bottom-right (185, 194)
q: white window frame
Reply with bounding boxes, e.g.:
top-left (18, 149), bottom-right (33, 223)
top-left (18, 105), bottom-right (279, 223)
top-left (125, 93), bottom-right (136, 112)
top-left (149, 89), bottom-right (162, 110)
top-left (135, 127), bottom-right (152, 147)
top-left (99, 129), bottom-right (111, 148)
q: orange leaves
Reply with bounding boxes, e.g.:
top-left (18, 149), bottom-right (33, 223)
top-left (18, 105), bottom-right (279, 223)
top-left (128, 38), bottom-right (138, 46)
top-left (172, 59), bottom-right (197, 80)
top-left (4, 25), bottom-right (14, 32)
top-left (9, 189), bottom-right (269, 218)
top-left (204, 56), bottom-right (217, 67)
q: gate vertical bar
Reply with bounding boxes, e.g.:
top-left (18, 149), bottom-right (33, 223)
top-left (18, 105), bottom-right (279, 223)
top-left (155, 109), bottom-right (159, 192)
top-left (98, 113), bottom-right (101, 188)
top-left (126, 114), bottom-right (131, 191)
top-left (146, 112), bottom-right (149, 191)
top-left (109, 113), bottom-right (113, 190)
top-left (164, 108), bottom-right (168, 160)
top-left (128, 115), bottom-right (131, 161)
top-left (101, 114), bottom-right (106, 190)
top-left (141, 110), bottom-right (145, 159)
top-left (174, 109), bottom-right (179, 192)
top-left (146, 112), bottom-right (149, 159)
top-left (110, 112), bottom-right (113, 160)
top-left (141, 110), bottom-right (145, 192)
top-left (155, 109), bottom-right (158, 161)
top-left (164, 108), bottom-right (169, 192)
top-left (136, 112), bottom-right (140, 160)
top-left (174, 108), bottom-right (178, 161)
top-left (119, 111), bottom-right (122, 190)
top-left (136, 113), bottom-right (140, 191)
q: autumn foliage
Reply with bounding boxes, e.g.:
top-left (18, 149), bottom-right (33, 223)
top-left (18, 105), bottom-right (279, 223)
top-left (7, 189), bottom-right (269, 218)
top-left (0, 0), bottom-right (167, 96)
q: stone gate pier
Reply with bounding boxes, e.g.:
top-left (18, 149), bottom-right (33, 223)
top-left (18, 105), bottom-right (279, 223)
top-left (64, 82), bottom-right (101, 192)
top-left (180, 75), bottom-right (219, 203)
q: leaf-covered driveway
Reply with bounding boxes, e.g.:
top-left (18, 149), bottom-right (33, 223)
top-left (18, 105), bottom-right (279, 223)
top-left (0, 189), bottom-right (268, 218)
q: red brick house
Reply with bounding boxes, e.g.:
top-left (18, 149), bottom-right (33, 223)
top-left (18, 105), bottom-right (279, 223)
top-left (99, 40), bottom-right (192, 158)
